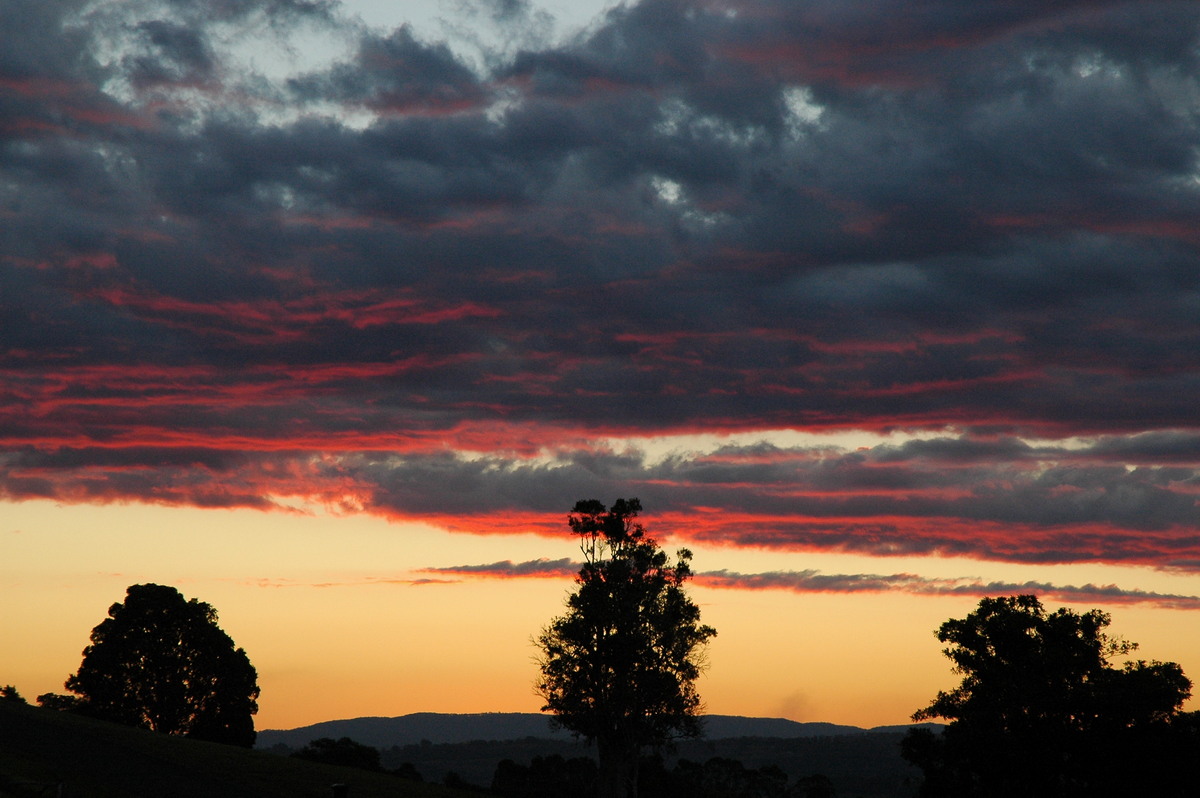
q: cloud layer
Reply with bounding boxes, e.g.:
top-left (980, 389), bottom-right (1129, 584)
top-left (3, 0), bottom-right (1200, 576)
top-left (425, 558), bottom-right (1200, 610)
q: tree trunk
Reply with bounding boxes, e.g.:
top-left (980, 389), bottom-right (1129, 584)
top-left (596, 737), bottom-right (639, 798)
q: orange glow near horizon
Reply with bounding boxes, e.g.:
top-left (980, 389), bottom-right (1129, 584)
top-left (6, 499), bottom-right (1200, 732)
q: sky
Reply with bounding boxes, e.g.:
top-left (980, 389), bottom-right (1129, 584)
top-left (4, 0), bottom-right (1200, 733)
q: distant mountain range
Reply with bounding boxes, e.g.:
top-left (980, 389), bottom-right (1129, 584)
top-left (256, 712), bottom-right (926, 750)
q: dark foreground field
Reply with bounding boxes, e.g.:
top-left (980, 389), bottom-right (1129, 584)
top-left (0, 701), bottom-right (468, 798)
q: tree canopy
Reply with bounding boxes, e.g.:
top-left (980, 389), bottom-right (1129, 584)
top-left (62, 583), bottom-right (260, 747)
top-left (903, 595), bottom-right (1195, 797)
top-left (292, 736), bottom-right (382, 771)
top-left (536, 499), bottom-right (716, 798)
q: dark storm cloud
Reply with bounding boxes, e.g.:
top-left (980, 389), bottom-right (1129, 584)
top-left (289, 26), bottom-right (487, 113)
top-left (3, 0), bottom-right (1200, 571)
top-left (126, 20), bottom-right (216, 87)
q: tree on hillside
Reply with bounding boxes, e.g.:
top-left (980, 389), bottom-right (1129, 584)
top-left (62, 583), bottom-right (260, 747)
top-left (36, 692), bottom-right (82, 710)
top-left (292, 736), bottom-right (382, 771)
top-left (535, 498), bottom-right (717, 798)
top-left (903, 595), bottom-right (1195, 797)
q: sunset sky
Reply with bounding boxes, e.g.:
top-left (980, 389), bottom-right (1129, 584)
top-left (5, 0), bottom-right (1200, 734)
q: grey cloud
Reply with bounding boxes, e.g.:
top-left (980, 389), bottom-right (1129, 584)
top-left (425, 558), bottom-right (577, 577)
top-left (424, 559), bottom-right (1200, 609)
top-left (698, 568), bottom-right (1200, 610)
top-left (0, 1), bottom-right (91, 83)
top-left (129, 20), bottom-right (215, 86)
top-left (289, 26), bottom-right (486, 112)
top-left (1086, 432), bottom-right (1200, 463)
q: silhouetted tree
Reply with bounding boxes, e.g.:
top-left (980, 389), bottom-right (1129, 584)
top-left (536, 499), bottom-right (717, 798)
top-left (443, 770), bottom-right (485, 791)
top-left (392, 761), bottom-right (424, 781)
top-left (492, 754), bottom-right (598, 796)
top-left (0, 684), bottom-right (25, 703)
top-left (904, 595), bottom-right (1193, 797)
top-left (789, 773), bottom-right (836, 798)
top-left (671, 756), bottom-right (790, 798)
top-left (293, 736), bottom-right (382, 771)
top-left (63, 583), bottom-right (259, 747)
top-left (36, 692), bottom-right (83, 711)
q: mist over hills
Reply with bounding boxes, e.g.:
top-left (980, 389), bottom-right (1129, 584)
top-left (257, 712), bottom-right (921, 749)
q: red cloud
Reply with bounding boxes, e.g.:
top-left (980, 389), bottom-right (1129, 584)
top-left (79, 281), bottom-right (501, 345)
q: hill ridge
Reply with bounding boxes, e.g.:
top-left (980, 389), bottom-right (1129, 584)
top-left (256, 712), bottom-right (919, 750)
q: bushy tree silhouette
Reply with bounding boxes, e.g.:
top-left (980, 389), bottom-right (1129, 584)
top-left (293, 736), bottom-right (382, 771)
top-left (63, 583), bottom-right (259, 747)
top-left (904, 595), bottom-right (1194, 797)
top-left (536, 499), bottom-right (716, 798)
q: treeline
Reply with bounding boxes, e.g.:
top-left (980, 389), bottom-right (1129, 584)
top-left (262, 732), bottom-right (919, 797)
top-left (274, 739), bottom-right (848, 797)
top-left (494, 754), bottom-right (836, 798)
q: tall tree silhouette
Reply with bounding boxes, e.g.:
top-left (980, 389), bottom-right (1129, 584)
top-left (64, 583), bottom-right (260, 747)
top-left (904, 595), bottom-right (1193, 797)
top-left (536, 499), bottom-right (716, 798)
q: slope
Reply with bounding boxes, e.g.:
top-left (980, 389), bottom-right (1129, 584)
top-left (0, 700), bottom-right (466, 798)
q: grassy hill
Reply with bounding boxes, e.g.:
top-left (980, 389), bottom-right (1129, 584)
top-left (0, 700), bottom-right (469, 798)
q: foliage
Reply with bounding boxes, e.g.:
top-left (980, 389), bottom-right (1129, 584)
top-left (494, 754), bottom-right (830, 798)
top-left (492, 754), bottom-right (598, 796)
top-left (535, 499), bottom-right (716, 798)
top-left (393, 761), bottom-right (425, 781)
top-left (36, 692), bottom-right (83, 711)
top-left (905, 595), bottom-right (1194, 797)
top-left (63, 583), bottom-right (260, 747)
top-left (650, 756), bottom-right (790, 798)
top-left (292, 737), bottom-right (382, 772)
top-left (1, 685), bottom-right (25, 703)
top-left (789, 773), bottom-right (836, 798)
top-left (385, 729), bottom-right (914, 796)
